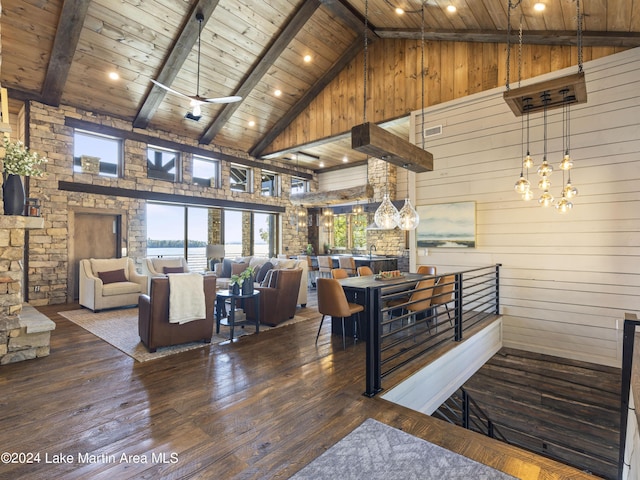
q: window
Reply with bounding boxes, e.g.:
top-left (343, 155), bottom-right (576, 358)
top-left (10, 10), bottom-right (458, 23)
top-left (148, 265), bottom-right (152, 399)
top-left (146, 203), bottom-right (211, 271)
top-left (291, 177), bottom-right (309, 194)
top-left (224, 210), bottom-right (244, 257)
top-left (147, 146), bottom-right (180, 182)
top-left (254, 212), bottom-right (276, 258)
top-left (193, 155), bottom-right (220, 187)
top-left (73, 130), bottom-right (122, 177)
top-left (261, 171), bottom-right (279, 197)
top-left (331, 213), bottom-right (367, 251)
top-left (230, 164), bottom-right (251, 192)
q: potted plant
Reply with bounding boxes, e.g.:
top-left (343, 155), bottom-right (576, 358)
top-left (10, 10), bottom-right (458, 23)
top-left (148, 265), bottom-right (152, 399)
top-left (306, 243), bottom-right (313, 255)
top-left (1, 137), bottom-right (48, 215)
top-left (229, 266), bottom-right (255, 295)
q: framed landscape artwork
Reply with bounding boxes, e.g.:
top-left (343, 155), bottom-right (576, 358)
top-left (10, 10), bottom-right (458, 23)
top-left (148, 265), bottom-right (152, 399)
top-left (416, 201), bottom-right (476, 248)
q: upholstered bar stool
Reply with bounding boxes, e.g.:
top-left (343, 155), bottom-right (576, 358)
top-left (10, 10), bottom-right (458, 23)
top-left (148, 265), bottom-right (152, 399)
top-left (338, 256), bottom-right (356, 276)
top-left (317, 255), bottom-right (332, 278)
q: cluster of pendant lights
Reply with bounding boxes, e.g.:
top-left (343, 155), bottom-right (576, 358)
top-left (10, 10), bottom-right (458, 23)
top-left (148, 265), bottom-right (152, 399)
top-left (373, 164), bottom-right (420, 230)
top-left (514, 90), bottom-right (578, 214)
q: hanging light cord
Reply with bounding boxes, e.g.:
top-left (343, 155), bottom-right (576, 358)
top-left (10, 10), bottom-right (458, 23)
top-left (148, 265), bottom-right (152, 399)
top-left (577, 0), bottom-right (583, 73)
top-left (363, 0), bottom-right (368, 125)
top-left (195, 15), bottom-right (203, 97)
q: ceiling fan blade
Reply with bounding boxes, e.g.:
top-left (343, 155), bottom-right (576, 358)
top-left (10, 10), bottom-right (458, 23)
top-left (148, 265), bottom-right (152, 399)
top-left (150, 79), bottom-right (192, 101)
top-left (203, 95), bottom-right (243, 104)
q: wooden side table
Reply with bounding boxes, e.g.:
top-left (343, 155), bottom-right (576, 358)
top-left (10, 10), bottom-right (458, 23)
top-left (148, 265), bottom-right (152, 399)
top-left (215, 290), bottom-right (260, 341)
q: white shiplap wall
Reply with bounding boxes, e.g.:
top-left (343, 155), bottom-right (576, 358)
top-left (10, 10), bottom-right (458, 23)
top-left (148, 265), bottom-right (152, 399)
top-left (409, 47), bottom-right (640, 367)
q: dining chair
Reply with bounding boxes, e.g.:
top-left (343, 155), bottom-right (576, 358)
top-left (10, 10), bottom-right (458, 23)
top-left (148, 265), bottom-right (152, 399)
top-left (317, 256), bottom-right (332, 278)
top-left (387, 278), bottom-right (437, 333)
top-left (417, 265), bottom-right (437, 275)
top-left (316, 278), bottom-right (364, 349)
top-left (357, 266), bottom-right (374, 276)
top-left (338, 256), bottom-right (356, 276)
top-left (331, 268), bottom-right (349, 279)
top-left (431, 274), bottom-right (456, 326)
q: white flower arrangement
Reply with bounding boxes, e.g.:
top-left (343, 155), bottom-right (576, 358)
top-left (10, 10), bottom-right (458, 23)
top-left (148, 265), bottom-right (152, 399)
top-left (1, 137), bottom-right (48, 177)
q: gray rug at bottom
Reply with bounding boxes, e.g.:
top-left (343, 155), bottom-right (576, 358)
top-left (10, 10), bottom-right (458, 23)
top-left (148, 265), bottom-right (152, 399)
top-left (289, 418), bottom-right (517, 480)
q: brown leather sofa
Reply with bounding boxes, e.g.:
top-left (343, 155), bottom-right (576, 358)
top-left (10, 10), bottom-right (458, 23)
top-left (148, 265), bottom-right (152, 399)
top-left (245, 268), bottom-right (302, 326)
top-left (138, 275), bottom-right (216, 352)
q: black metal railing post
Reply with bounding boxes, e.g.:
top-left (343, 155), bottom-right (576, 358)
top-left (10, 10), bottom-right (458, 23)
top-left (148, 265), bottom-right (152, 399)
top-left (454, 273), bottom-right (463, 341)
top-left (462, 388), bottom-right (470, 429)
top-left (364, 285), bottom-right (383, 397)
top-left (495, 263), bottom-right (502, 314)
top-left (618, 313), bottom-right (640, 480)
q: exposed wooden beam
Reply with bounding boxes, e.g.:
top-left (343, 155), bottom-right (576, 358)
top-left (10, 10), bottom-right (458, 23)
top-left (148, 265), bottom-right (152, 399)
top-left (251, 0), bottom-right (377, 158)
top-left (133, 0), bottom-right (221, 129)
top-left (351, 122), bottom-right (433, 173)
top-left (199, 0), bottom-right (322, 145)
top-left (291, 184), bottom-right (373, 206)
top-left (40, 0), bottom-right (92, 106)
top-left (375, 29), bottom-right (640, 48)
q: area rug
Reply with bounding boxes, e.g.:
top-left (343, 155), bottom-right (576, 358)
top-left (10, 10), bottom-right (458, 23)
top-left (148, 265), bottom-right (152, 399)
top-left (289, 418), bottom-right (517, 479)
top-left (58, 307), bottom-right (308, 363)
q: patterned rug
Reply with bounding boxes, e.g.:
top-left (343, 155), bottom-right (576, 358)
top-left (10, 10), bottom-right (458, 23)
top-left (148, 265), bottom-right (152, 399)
top-left (58, 307), bottom-right (308, 362)
top-left (290, 418), bottom-right (517, 479)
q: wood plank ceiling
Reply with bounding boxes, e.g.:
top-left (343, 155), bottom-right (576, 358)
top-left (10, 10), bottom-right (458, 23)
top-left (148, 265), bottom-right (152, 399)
top-left (1, 0), bottom-right (639, 171)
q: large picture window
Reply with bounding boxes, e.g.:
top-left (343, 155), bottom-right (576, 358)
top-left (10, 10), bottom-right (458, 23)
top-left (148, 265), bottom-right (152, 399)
top-left (147, 146), bottom-right (180, 182)
top-left (331, 213), bottom-right (367, 252)
top-left (73, 130), bottom-right (122, 177)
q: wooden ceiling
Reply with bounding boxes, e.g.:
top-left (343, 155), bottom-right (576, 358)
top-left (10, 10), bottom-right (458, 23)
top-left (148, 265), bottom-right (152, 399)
top-left (1, 0), bottom-right (639, 171)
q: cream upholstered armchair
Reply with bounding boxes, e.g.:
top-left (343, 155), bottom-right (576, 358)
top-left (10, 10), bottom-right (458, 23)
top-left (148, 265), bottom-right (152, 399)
top-left (143, 257), bottom-right (190, 277)
top-left (79, 258), bottom-right (147, 312)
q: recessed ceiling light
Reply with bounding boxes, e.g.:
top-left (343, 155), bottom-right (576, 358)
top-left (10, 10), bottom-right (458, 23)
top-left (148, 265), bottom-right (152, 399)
top-left (446, 5), bottom-right (456, 13)
top-left (342, 156), bottom-right (348, 163)
top-left (534, 2), bottom-right (545, 11)
top-left (319, 161), bottom-right (324, 168)
top-left (108, 71), bottom-right (119, 80)
top-left (248, 120), bottom-right (256, 127)
top-left (274, 89), bottom-right (282, 97)
top-left (303, 54), bottom-right (312, 63)
top-left (395, 7), bottom-right (405, 14)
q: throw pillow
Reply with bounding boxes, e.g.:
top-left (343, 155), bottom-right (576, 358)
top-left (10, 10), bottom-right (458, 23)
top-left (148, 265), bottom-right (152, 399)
top-left (222, 259), bottom-right (232, 278)
top-left (97, 268), bottom-right (128, 284)
top-left (255, 261), bottom-right (273, 283)
top-left (163, 266), bottom-right (184, 274)
top-left (260, 269), bottom-right (274, 287)
top-left (231, 262), bottom-right (249, 276)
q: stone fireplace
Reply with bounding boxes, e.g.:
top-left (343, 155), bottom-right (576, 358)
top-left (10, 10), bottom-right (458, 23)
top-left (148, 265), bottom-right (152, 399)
top-left (0, 215), bottom-right (55, 364)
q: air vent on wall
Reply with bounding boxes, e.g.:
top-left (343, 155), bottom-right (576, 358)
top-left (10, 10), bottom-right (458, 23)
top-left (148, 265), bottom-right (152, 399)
top-left (424, 125), bottom-right (442, 138)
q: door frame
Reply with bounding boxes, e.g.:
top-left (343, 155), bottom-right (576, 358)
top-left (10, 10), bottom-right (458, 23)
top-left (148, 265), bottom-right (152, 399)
top-left (67, 207), bottom-right (127, 304)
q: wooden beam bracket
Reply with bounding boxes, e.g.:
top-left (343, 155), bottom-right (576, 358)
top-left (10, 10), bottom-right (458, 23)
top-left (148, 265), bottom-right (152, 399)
top-left (503, 72), bottom-right (587, 116)
top-left (351, 122), bottom-right (433, 173)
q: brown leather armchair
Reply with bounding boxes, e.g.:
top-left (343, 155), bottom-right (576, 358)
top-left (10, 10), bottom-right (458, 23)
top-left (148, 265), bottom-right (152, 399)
top-left (138, 275), bottom-right (216, 352)
top-left (246, 269), bottom-right (302, 326)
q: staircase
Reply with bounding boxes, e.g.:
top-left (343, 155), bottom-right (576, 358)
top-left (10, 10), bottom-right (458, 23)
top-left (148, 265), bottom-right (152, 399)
top-left (436, 348), bottom-right (621, 480)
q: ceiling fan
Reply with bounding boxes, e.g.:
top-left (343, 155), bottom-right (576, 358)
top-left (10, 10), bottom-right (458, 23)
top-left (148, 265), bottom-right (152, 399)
top-left (151, 12), bottom-right (242, 121)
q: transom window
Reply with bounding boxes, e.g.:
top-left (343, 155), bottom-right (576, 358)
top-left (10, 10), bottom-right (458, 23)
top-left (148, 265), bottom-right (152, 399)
top-left (147, 146), bottom-right (180, 182)
top-left (291, 177), bottom-right (309, 194)
top-left (193, 154), bottom-right (220, 187)
top-left (230, 164), bottom-right (251, 192)
top-left (261, 171), bottom-right (279, 197)
top-left (73, 130), bottom-right (122, 177)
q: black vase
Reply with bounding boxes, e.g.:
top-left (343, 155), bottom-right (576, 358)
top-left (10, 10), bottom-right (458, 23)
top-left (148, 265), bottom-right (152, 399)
top-left (230, 283), bottom-right (240, 295)
top-left (3, 174), bottom-right (25, 215)
top-left (241, 276), bottom-right (253, 295)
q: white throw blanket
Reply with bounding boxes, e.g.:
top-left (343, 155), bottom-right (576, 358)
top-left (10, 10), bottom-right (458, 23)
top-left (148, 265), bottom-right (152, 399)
top-left (168, 273), bottom-right (206, 324)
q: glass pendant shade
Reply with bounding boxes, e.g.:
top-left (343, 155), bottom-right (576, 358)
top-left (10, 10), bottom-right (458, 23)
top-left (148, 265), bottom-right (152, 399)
top-left (555, 196), bottom-right (573, 213)
top-left (537, 159), bottom-right (553, 177)
top-left (398, 198), bottom-right (419, 231)
top-left (538, 176), bottom-right (551, 190)
top-left (564, 182), bottom-right (578, 198)
top-left (523, 153), bottom-right (534, 169)
top-left (374, 193), bottom-right (400, 229)
top-left (538, 191), bottom-right (554, 207)
top-left (522, 189), bottom-right (534, 201)
top-left (514, 175), bottom-right (530, 194)
top-left (560, 153), bottom-right (573, 170)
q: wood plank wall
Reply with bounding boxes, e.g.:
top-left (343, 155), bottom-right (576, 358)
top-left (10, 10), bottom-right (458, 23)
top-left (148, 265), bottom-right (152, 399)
top-left (265, 39), bottom-right (627, 155)
top-left (407, 47), bottom-right (640, 367)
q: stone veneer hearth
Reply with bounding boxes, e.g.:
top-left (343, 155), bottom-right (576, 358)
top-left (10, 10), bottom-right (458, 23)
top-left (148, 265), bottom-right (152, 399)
top-left (0, 215), bottom-right (56, 364)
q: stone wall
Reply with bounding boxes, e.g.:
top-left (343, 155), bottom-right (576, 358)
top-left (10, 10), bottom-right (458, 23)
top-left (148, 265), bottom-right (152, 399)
top-left (24, 101), bottom-right (317, 305)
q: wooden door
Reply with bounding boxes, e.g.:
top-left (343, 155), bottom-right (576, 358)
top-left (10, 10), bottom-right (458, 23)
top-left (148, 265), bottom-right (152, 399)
top-left (72, 213), bottom-right (121, 300)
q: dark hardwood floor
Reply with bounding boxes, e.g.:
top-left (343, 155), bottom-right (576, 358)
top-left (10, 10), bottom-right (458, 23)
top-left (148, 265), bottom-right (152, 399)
top-left (0, 294), bottom-right (601, 479)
